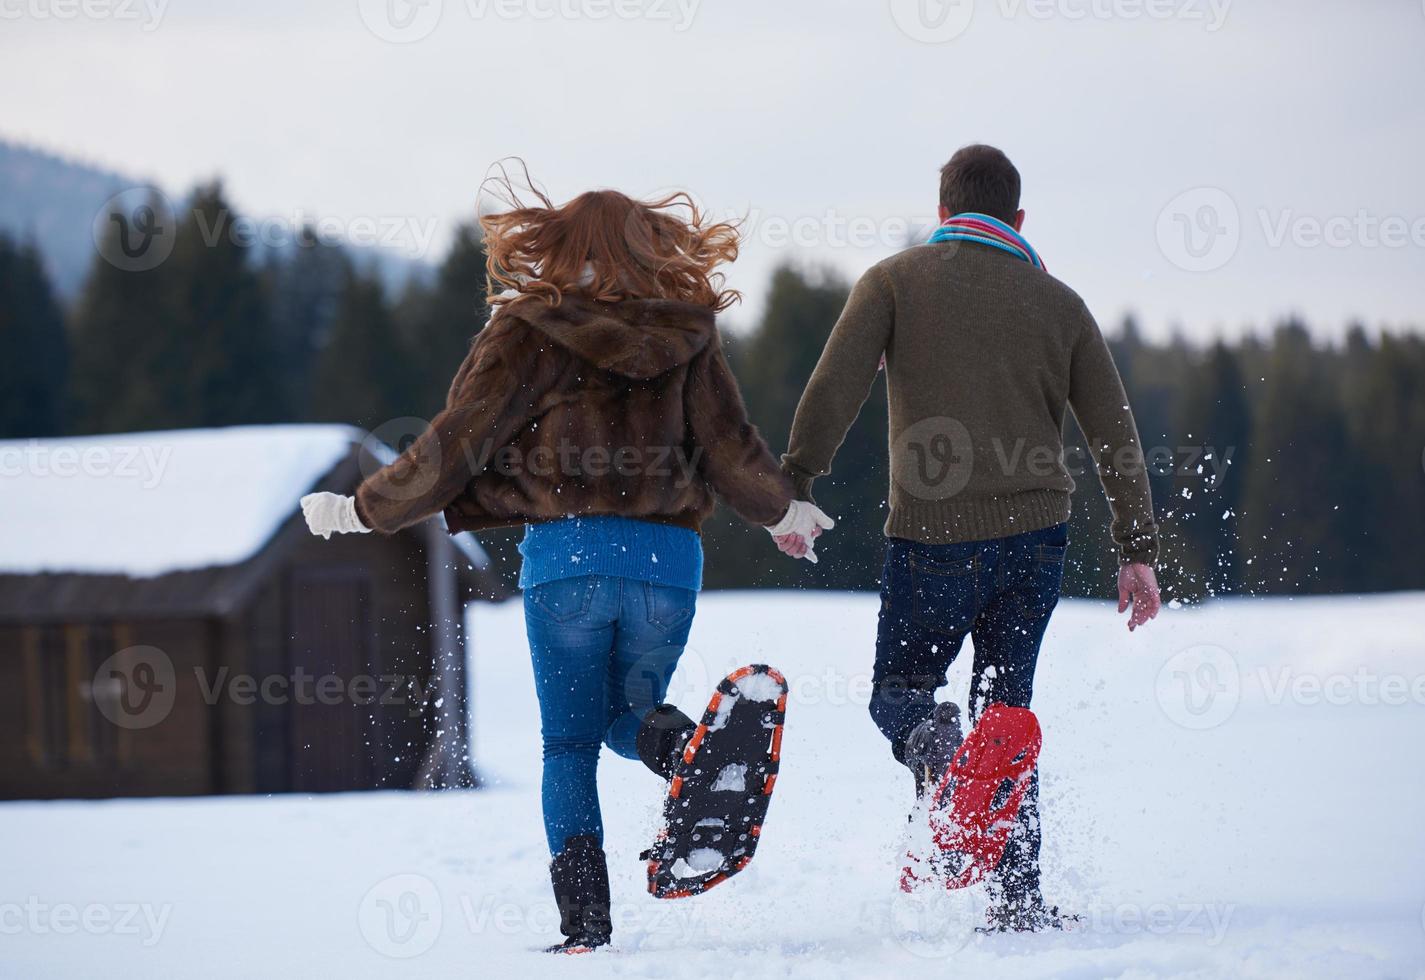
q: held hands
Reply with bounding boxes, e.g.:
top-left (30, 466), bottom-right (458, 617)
top-left (299, 493), bottom-right (371, 540)
top-left (765, 500), bottom-right (835, 564)
top-left (1118, 562), bottom-right (1161, 631)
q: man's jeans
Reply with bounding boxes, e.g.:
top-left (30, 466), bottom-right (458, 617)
top-left (870, 522), bottom-right (1068, 899)
top-left (524, 574), bottom-right (696, 855)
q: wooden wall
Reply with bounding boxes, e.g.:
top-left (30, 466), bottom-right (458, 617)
top-left (0, 526), bottom-right (452, 800)
top-left (0, 619), bottom-right (217, 799)
top-left (281, 526), bottom-right (439, 792)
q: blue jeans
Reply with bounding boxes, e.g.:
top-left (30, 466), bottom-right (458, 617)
top-left (869, 523), bottom-right (1068, 898)
top-left (524, 575), bottom-right (697, 855)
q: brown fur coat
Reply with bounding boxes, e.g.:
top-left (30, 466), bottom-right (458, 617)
top-left (354, 295), bottom-right (793, 536)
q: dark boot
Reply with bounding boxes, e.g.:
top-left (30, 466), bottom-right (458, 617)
top-left (990, 770), bottom-right (1041, 897)
top-left (635, 703), bottom-right (696, 780)
top-left (901, 701), bottom-right (964, 798)
top-left (545, 834), bottom-right (612, 954)
top-left (981, 883), bottom-right (1079, 933)
top-left (981, 773), bottom-right (1077, 933)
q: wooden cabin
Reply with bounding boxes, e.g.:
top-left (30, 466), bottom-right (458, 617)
top-left (0, 425), bottom-right (508, 800)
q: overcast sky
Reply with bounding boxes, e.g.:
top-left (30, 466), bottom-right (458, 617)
top-left (4, 0), bottom-right (1424, 338)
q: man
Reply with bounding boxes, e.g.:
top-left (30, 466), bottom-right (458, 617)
top-left (779, 144), bottom-right (1161, 931)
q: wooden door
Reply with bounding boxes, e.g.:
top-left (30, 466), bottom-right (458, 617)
top-left (287, 567), bottom-right (372, 792)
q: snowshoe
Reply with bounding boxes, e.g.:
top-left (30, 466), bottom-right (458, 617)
top-left (977, 894), bottom-right (1080, 933)
top-left (902, 703), bottom-right (1041, 892)
top-left (643, 664), bottom-right (788, 900)
top-left (544, 935), bottom-right (611, 955)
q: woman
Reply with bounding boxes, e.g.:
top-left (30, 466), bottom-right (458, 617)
top-left (300, 179), bottom-right (832, 953)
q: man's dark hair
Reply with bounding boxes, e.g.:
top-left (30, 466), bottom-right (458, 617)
top-left (938, 145), bottom-right (1021, 224)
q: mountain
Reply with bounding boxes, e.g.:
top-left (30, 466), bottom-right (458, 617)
top-left (0, 140), bottom-right (132, 299)
top-left (0, 138), bottom-right (432, 301)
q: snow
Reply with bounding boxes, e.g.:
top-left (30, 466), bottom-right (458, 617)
top-left (708, 693), bottom-right (738, 732)
top-left (674, 850), bottom-right (726, 877)
top-left (3, 591), bottom-right (1425, 977)
top-left (733, 670), bottom-right (786, 703)
top-left (447, 523), bottom-right (492, 571)
top-left (0, 425), bottom-right (358, 576)
top-left (0, 424), bottom-right (489, 576)
top-left (710, 763), bottom-right (748, 794)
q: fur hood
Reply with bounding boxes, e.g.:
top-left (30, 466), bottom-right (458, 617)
top-left (510, 295), bottom-right (716, 380)
top-left (354, 295), bottom-right (793, 536)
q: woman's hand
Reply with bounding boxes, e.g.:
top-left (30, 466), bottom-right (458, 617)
top-left (765, 500), bottom-right (834, 563)
top-left (300, 493), bottom-right (371, 540)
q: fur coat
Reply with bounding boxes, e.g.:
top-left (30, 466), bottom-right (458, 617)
top-left (354, 295), bottom-right (794, 536)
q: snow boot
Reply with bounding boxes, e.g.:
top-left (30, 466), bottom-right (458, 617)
top-left (980, 887), bottom-right (1079, 933)
top-left (545, 834), bottom-right (612, 954)
top-left (902, 701), bottom-right (965, 799)
top-left (636, 703), bottom-right (696, 780)
top-left (981, 820), bottom-right (1078, 934)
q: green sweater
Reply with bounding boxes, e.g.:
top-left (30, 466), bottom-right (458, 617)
top-left (782, 240), bottom-right (1159, 565)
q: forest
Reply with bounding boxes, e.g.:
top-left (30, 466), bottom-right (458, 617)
top-left (3, 183), bottom-right (1422, 601)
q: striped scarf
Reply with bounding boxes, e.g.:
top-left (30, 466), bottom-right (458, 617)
top-left (927, 212), bottom-right (1045, 271)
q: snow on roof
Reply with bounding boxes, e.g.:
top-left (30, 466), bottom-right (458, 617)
top-left (0, 424), bottom-right (488, 578)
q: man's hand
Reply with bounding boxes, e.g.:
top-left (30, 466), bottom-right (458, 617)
top-left (766, 500), bottom-right (834, 564)
top-left (1117, 562), bottom-right (1161, 631)
top-left (773, 526), bottom-right (823, 560)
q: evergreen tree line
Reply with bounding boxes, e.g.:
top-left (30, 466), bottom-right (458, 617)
top-left (1, 186), bottom-right (1421, 599)
top-left (704, 273), bottom-right (1425, 601)
top-left (0, 183), bottom-right (488, 439)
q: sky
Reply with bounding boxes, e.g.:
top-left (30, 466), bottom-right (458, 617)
top-left (3, 0), bottom-right (1424, 339)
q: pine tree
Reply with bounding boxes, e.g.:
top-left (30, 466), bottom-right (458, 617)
top-left (71, 183), bottom-right (284, 432)
top-left (309, 264), bottom-right (413, 429)
top-left (162, 183), bottom-right (285, 425)
top-left (1238, 321), bottom-right (1354, 593)
top-left (701, 266), bottom-right (889, 591)
top-left (1067, 315), bottom-right (1174, 599)
top-left (263, 226), bottom-right (350, 419)
top-left (396, 222), bottom-right (489, 414)
top-left (1171, 342), bottom-right (1250, 597)
top-left (1338, 328), bottom-right (1425, 591)
top-left (0, 235), bottom-right (69, 437)
top-left (69, 190), bottom-right (176, 433)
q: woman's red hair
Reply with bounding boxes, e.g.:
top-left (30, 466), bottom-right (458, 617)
top-left (479, 162), bottom-right (741, 313)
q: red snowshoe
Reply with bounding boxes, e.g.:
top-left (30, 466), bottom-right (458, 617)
top-left (902, 703), bottom-right (1041, 892)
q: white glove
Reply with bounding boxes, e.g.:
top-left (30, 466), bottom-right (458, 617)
top-left (300, 493), bottom-right (371, 540)
top-left (765, 500), bottom-right (835, 563)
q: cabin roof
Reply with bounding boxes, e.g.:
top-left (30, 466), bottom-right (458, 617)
top-left (0, 425), bottom-right (504, 622)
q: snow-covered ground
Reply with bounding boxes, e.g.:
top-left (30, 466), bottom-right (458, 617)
top-left (4, 592), bottom-right (1425, 978)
